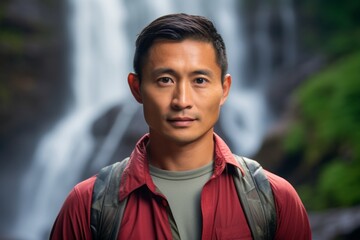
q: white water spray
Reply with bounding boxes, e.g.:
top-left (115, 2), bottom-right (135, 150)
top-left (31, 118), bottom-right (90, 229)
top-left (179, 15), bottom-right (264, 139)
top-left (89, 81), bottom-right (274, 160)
top-left (12, 0), bottom-right (134, 238)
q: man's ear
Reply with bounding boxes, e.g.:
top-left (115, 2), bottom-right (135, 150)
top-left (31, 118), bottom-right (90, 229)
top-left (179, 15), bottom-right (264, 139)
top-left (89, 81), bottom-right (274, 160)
top-left (220, 74), bottom-right (232, 106)
top-left (128, 73), bottom-right (143, 103)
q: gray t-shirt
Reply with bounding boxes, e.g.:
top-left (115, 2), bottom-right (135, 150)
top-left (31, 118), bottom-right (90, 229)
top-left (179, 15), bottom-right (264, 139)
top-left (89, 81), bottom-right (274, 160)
top-left (149, 162), bottom-right (213, 240)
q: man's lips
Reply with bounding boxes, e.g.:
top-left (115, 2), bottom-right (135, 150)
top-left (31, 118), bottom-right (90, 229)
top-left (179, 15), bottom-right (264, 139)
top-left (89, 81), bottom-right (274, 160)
top-left (168, 117), bottom-right (195, 121)
top-left (167, 117), bottom-right (196, 127)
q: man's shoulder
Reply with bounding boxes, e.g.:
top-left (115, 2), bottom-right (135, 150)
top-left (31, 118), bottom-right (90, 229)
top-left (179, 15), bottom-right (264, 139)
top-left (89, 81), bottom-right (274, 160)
top-left (263, 170), bottom-right (306, 213)
top-left (264, 170), bottom-right (298, 197)
top-left (50, 175), bottom-right (98, 239)
top-left (64, 175), bottom-right (97, 206)
top-left (73, 175), bottom-right (97, 194)
top-left (263, 171), bottom-right (311, 239)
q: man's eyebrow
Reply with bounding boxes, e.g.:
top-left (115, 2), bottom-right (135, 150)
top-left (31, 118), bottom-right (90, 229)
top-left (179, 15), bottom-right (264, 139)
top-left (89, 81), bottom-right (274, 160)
top-left (192, 69), bottom-right (214, 78)
top-left (152, 68), bottom-right (177, 77)
top-left (151, 68), bottom-right (214, 78)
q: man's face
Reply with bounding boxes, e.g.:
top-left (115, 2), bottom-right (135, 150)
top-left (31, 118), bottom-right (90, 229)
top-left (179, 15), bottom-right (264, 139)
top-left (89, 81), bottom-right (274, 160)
top-left (130, 39), bottom-right (231, 145)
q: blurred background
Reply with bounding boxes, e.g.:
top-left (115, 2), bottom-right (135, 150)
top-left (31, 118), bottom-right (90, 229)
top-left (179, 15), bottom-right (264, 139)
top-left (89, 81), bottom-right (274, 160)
top-left (0, 0), bottom-right (359, 239)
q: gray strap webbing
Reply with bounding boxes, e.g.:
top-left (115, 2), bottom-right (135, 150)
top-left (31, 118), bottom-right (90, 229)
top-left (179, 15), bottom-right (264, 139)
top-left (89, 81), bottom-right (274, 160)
top-left (90, 158), bottom-right (129, 240)
top-left (233, 155), bottom-right (277, 240)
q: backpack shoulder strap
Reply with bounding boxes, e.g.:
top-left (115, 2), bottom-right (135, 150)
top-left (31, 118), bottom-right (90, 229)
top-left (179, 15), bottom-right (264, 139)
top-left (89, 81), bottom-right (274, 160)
top-left (90, 158), bottom-right (129, 240)
top-left (232, 155), bottom-right (277, 240)
top-left (90, 155), bottom-right (276, 239)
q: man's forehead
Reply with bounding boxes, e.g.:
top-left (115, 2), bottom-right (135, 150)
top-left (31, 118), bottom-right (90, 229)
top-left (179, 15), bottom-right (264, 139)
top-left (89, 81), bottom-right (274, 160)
top-left (140, 38), bottom-right (221, 78)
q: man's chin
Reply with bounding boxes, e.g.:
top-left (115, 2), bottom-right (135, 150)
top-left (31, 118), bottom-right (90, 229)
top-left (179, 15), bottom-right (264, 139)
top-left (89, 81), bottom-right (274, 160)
top-left (164, 131), bottom-right (213, 146)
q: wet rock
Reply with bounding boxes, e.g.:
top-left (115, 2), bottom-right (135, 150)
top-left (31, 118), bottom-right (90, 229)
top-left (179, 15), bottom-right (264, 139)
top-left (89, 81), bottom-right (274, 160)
top-left (310, 206), bottom-right (360, 240)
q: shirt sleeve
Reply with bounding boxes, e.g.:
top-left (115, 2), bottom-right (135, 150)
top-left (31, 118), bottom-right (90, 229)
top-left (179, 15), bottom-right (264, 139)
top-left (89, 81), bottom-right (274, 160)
top-left (49, 176), bottom-right (96, 240)
top-left (266, 171), bottom-right (312, 240)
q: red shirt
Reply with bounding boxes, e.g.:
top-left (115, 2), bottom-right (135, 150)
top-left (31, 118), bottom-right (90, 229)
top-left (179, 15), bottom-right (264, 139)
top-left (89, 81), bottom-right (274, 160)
top-left (50, 134), bottom-right (311, 239)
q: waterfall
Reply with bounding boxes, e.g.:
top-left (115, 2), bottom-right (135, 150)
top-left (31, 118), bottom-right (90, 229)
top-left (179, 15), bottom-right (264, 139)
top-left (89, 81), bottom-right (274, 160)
top-left (12, 0), bottom-right (134, 239)
top-left (221, 0), bottom-right (296, 155)
top-left (10, 0), bottom-right (296, 239)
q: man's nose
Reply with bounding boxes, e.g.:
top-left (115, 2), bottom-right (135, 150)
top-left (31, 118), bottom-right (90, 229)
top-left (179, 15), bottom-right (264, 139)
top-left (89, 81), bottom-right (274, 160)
top-left (171, 82), bottom-right (193, 110)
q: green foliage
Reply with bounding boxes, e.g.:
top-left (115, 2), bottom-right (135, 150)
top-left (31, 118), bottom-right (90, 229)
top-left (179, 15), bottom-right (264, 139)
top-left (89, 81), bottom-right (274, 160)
top-left (298, 159), bottom-right (360, 210)
top-left (285, 52), bottom-right (360, 210)
top-left (318, 160), bottom-right (360, 207)
top-left (283, 122), bottom-right (305, 154)
top-left (298, 52), bottom-right (360, 155)
top-left (0, 1), bottom-right (26, 54)
top-left (297, 184), bottom-right (325, 210)
top-left (298, 0), bottom-right (360, 56)
top-left (0, 81), bottom-right (11, 110)
top-left (0, 30), bottom-right (26, 53)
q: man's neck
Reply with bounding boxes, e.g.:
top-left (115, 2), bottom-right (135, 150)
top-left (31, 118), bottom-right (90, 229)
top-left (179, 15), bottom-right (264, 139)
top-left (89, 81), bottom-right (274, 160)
top-left (147, 132), bottom-right (215, 171)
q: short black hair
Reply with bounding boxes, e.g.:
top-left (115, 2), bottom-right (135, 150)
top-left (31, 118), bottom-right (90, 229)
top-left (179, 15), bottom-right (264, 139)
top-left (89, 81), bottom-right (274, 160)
top-left (133, 13), bottom-right (228, 81)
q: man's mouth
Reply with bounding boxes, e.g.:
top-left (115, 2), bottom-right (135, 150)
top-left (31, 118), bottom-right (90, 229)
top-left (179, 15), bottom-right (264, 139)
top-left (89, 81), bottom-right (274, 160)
top-left (167, 117), bottom-right (196, 127)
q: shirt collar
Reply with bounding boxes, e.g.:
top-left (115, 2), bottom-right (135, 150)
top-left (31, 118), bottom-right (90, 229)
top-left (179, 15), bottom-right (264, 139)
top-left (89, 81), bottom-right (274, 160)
top-left (119, 133), bottom-right (244, 201)
top-left (213, 133), bottom-right (245, 177)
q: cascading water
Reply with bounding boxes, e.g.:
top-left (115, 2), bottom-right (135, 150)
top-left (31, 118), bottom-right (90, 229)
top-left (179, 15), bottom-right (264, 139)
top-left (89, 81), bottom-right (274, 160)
top-left (10, 0), bottom-right (296, 239)
top-left (12, 0), bottom-right (134, 238)
top-left (222, 0), bottom-right (296, 155)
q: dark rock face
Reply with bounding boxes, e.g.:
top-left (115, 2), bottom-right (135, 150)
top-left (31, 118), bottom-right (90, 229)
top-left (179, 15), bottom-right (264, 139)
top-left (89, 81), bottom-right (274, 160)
top-left (0, 0), bottom-right (68, 161)
top-left (0, 0), bottom-right (68, 234)
top-left (310, 206), bottom-right (360, 240)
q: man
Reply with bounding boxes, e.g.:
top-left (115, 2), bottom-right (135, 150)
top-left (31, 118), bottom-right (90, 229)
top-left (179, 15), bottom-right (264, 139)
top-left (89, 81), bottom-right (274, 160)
top-left (50, 13), bottom-right (311, 239)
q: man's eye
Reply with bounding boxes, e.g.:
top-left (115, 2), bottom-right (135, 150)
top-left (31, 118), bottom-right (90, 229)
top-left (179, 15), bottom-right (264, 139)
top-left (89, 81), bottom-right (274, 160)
top-left (195, 78), bottom-right (207, 84)
top-left (158, 77), bottom-right (173, 84)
